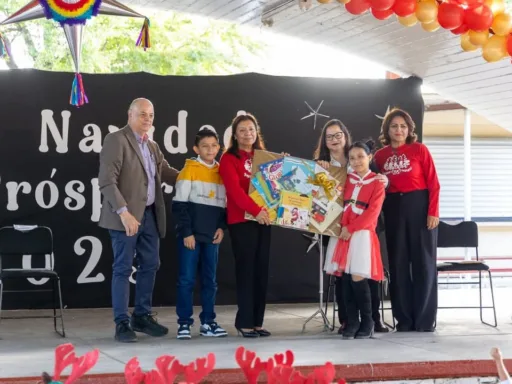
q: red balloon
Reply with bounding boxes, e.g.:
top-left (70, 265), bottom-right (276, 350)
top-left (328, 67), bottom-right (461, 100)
top-left (372, 7), bottom-right (394, 19)
top-left (370, 0), bottom-right (395, 11)
top-left (507, 35), bottom-right (512, 56)
top-left (392, 0), bottom-right (416, 17)
top-left (450, 23), bottom-right (469, 34)
top-left (437, 2), bottom-right (465, 30)
top-left (464, 4), bottom-right (493, 32)
top-left (453, 0), bottom-right (483, 6)
top-left (345, 0), bottom-right (371, 14)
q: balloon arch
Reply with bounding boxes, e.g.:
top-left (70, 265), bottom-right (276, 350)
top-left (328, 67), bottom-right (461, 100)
top-left (308, 0), bottom-right (512, 63)
top-left (0, 0), bottom-right (510, 107)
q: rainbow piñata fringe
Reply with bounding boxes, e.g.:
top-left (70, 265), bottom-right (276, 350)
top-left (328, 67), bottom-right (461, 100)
top-left (136, 18), bottom-right (151, 50)
top-left (39, 0), bottom-right (102, 25)
top-left (0, 33), bottom-right (11, 59)
top-left (70, 73), bottom-right (88, 107)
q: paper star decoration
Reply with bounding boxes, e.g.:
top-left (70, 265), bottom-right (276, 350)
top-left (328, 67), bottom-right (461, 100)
top-left (301, 100), bottom-right (330, 130)
top-left (0, 0), bottom-right (151, 107)
top-left (302, 233), bottom-right (320, 254)
top-left (375, 105), bottom-right (391, 120)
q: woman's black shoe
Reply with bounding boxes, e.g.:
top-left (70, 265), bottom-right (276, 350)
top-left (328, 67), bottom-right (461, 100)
top-left (374, 321), bottom-right (389, 333)
top-left (237, 328), bottom-right (259, 338)
top-left (255, 328), bottom-right (271, 337)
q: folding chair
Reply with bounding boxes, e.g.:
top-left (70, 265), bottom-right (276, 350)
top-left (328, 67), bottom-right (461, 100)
top-left (436, 221), bottom-right (497, 328)
top-left (0, 225), bottom-right (66, 336)
top-left (325, 274), bottom-right (337, 331)
top-left (379, 269), bottom-right (395, 330)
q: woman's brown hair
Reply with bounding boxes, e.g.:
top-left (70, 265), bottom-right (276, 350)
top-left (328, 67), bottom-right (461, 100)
top-left (378, 108), bottom-right (418, 146)
top-left (313, 119), bottom-right (352, 162)
top-left (225, 113), bottom-right (266, 158)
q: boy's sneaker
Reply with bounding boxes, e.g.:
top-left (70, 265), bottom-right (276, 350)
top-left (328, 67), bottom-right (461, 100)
top-left (177, 324), bottom-right (192, 340)
top-left (200, 322), bottom-right (228, 337)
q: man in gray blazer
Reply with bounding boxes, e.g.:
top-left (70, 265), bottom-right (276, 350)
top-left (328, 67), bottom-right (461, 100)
top-left (99, 98), bottom-right (179, 342)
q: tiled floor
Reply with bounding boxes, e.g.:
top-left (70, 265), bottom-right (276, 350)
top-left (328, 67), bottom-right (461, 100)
top-left (0, 287), bottom-right (511, 380)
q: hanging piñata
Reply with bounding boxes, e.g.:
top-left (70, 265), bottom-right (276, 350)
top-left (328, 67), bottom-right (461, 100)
top-left (0, 0), bottom-right (151, 107)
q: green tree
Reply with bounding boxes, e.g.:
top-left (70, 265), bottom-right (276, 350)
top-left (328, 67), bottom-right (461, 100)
top-left (0, 0), bottom-right (266, 74)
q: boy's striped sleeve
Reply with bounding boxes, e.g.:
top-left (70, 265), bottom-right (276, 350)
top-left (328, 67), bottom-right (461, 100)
top-left (172, 165), bottom-right (193, 238)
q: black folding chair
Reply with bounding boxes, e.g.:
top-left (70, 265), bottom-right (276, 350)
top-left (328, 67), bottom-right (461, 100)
top-left (379, 269), bottom-right (395, 330)
top-left (0, 225), bottom-right (65, 336)
top-left (325, 274), bottom-right (337, 331)
top-left (436, 221), bottom-right (497, 328)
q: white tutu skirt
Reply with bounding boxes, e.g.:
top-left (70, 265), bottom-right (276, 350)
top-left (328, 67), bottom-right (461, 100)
top-left (332, 230), bottom-right (384, 281)
top-left (323, 236), bottom-right (341, 276)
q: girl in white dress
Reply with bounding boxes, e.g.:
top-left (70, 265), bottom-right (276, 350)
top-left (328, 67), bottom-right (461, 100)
top-left (313, 119), bottom-right (388, 334)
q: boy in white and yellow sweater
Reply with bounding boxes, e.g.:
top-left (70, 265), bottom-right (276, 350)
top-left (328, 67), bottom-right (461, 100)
top-left (172, 127), bottom-right (227, 340)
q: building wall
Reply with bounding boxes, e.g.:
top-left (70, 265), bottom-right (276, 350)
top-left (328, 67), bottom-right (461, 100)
top-left (423, 133), bottom-right (512, 272)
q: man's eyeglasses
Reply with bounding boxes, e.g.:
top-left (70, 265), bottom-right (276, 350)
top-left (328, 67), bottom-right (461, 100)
top-left (326, 132), bottom-right (344, 141)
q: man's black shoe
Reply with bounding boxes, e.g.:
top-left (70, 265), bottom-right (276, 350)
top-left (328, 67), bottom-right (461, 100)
top-left (131, 313), bottom-right (168, 337)
top-left (115, 320), bottom-right (137, 343)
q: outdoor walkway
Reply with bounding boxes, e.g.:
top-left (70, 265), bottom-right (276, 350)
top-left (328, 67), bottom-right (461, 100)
top-left (0, 287), bottom-right (511, 382)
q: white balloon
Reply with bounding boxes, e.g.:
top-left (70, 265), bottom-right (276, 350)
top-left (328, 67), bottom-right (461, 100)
top-left (223, 110), bottom-right (247, 148)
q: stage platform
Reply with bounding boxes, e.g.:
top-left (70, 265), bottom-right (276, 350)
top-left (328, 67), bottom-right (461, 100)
top-left (1, 287), bottom-right (511, 383)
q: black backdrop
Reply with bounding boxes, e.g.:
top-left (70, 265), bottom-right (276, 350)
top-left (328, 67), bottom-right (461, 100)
top-left (0, 70), bottom-right (424, 310)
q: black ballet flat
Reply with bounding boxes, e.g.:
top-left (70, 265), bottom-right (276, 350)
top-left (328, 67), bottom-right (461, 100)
top-left (255, 328), bottom-right (271, 337)
top-left (237, 328), bottom-right (259, 338)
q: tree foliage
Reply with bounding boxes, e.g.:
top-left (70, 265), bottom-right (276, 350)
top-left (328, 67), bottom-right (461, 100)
top-left (0, 0), bottom-right (266, 74)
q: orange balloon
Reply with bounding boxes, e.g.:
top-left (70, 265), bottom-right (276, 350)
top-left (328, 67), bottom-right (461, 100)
top-left (461, 32), bottom-right (479, 51)
top-left (416, 0), bottom-right (438, 23)
top-left (422, 20), bottom-right (441, 31)
top-left (337, 0), bottom-right (351, 3)
top-left (484, 0), bottom-right (505, 14)
top-left (468, 30), bottom-right (489, 46)
top-left (482, 35), bottom-right (508, 62)
top-left (398, 13), bottom-right (418, 26)
top-left (492, 12), bottom-right (512, 36)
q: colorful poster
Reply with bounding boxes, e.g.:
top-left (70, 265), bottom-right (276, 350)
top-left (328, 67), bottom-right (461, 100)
top-left (251, 171), bottom-right (279, 208)
top-left (259, 158), bottom-right (284, 200)
top-left (279, 157), bottom-right (316, 195)
top-left (276, 191), bottom-right (312, 230)
top-left (246, 150), bottom-right (347, 237)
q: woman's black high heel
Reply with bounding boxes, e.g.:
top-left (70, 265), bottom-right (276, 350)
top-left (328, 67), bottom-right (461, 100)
top-left (237, 328), bottom-right (259, 338)
top-left (255, 328), bottom-right (271, 337)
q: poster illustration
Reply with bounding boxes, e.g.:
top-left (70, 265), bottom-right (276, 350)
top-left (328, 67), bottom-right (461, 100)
top-left (246, 150), bottom-right (347, 237)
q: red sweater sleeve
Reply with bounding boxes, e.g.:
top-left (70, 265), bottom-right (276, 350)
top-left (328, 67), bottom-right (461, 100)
top-left (419, 144), bottom-right (440, 217)
top-left (219, 154), bottom-right (262, 218)
top-left (346, 183), bottom-right (385, 233)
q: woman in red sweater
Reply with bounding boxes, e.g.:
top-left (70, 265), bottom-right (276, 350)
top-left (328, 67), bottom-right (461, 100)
top-left (374, 108), bottom-right (440, 333)
top-left (219, 113), bottom-right (272, 338)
